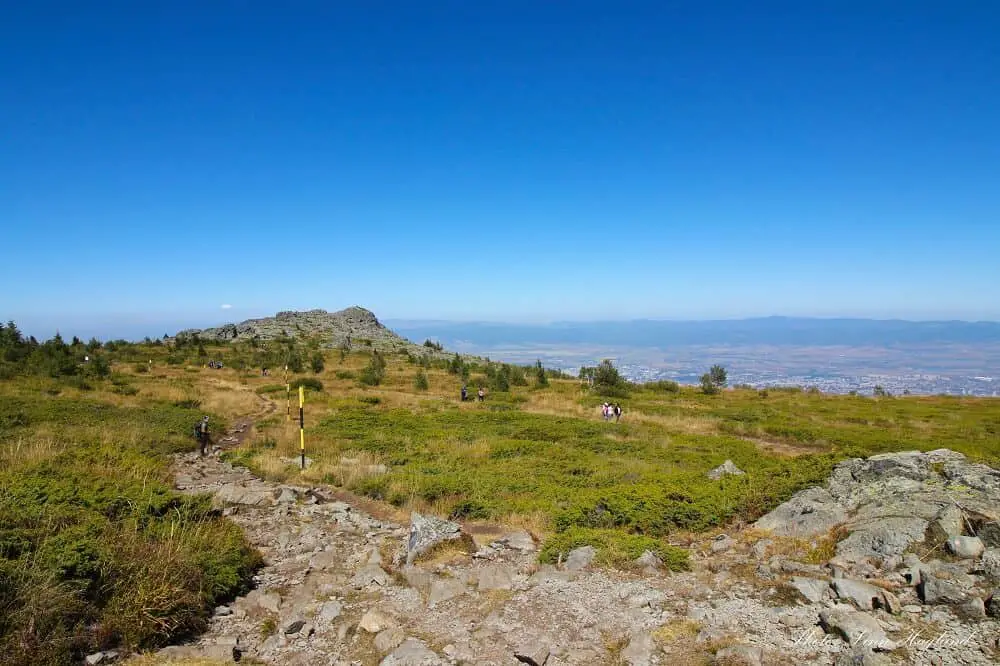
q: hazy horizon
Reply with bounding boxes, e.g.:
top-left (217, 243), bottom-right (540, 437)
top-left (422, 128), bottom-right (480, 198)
top-left (7, 307), bottom-right (1000, 343)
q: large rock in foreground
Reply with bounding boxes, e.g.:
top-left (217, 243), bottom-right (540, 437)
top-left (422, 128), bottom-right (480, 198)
top-left (754, 449), bottom-right (1000, 562)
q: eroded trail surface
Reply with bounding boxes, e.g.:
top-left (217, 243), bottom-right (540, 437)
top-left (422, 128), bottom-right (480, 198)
top-left (156, 419), bottom-right (1000, 666)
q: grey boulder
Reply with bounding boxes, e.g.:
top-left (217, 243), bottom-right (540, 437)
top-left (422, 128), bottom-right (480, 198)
top-left (754, 487), bottom-right (848, 537)
top-left (564, 545), bottom-right (596, 571)
top-left (947, 535), bottom-right (985, 559)
top-left (707, 460), bottom-right (745, 480)
top-left (819, 606), bottom-right (896, 651)
top-left (407, 512), bottom-right (464, 564)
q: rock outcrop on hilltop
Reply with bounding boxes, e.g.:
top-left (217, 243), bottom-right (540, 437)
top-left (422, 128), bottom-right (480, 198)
top-left (177, 306), bottom-right (433, 353)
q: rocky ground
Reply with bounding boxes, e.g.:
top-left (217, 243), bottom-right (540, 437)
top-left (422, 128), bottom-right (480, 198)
top-left (120, 423), bottom-right (1000, 666)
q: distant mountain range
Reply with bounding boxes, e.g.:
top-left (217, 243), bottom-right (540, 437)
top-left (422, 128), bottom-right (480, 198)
top-left (386, 317), bottom-right (1000, 348)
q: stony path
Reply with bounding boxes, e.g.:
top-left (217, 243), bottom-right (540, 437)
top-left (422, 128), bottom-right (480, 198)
top-left (163, 447), bottom-right (694, 665)
top-left (150, 418), bottom-right (1000, 666)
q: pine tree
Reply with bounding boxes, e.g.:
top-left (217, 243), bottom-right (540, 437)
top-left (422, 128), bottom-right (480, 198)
top-left (535, 359), bottom-right (549, 387)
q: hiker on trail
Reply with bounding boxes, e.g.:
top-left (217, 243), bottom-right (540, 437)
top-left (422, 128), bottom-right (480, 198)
top-left (614, 403), bottom-right (622, 423)
top-left (461, 385), bottom-right (468, 401)
top-left (262, 366), bottom-right (268, 376)
top-left (197, 416), bottom-right (209, 456)
top-left (477, 387), bottom-right (485, 401)
top-left (602, 402), bottom-right (610, 421)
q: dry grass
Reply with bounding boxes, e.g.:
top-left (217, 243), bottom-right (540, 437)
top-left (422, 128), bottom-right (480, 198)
top-left (413, 536), bottom-right (476, 566)
top-left (650, 619), bottom-right (712, 665)
top-left (128, 657), bottom-right (241, 666)
top-left (626, 409), bottom-right (722, 435)
top-left (476, 589), bottom-right (514, 615)
top-left (740, 437), bottom-right (816, 458)
top-left (0, 431), bottom-right (65, 467)
top-left (733, 525), bottom-right (844, 565)
top-left (652, 618), bottom-right (702, 643)
top-left (493, 510), bottom-right (552, 538)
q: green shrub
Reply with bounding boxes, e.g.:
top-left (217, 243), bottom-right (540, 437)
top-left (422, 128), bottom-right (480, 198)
top-left (486, 364), bottom-right (511, 392)
top-left (290, 377), bottom-right (323, 392)
top-left (254, 384), bottom-right (285, 395)
top-left (534, 360), bottom-right (549, 387)
top-left (449, 499), bottom-right (493, 520)
top-left (310, 353), bottom-right (325, 374)
top-left (0, 395), bottom-right (262, 660)
top-left (358, 352), bottom-right (386, 387)
top-left (86, 356), bottom-right (111, 379)
top-left (335, 370), bottom-right (354, 380)
top-left (580, 360), bottom-right (630, 397)
top-left (414, 370), bottom-right (429, 391)
top-left (172, 399), bottom-right (201, 409)
top-left (646, 380), bottom-right (680, 393)
top-left (353, 474), bottom-right (390, 500)
top-left (64, 377), bottom-right (93, 391)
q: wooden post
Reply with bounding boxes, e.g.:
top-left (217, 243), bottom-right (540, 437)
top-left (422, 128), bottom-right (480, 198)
top-left (299, 385), bottom-right (305, 470)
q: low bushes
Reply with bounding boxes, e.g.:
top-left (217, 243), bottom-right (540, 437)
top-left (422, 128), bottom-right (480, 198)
top-left (0, 394), bottom-right (261, 664)
top-left (290, 377), bottom-right (324, 392)
top-left (312, 405), bottom-right (838, 570)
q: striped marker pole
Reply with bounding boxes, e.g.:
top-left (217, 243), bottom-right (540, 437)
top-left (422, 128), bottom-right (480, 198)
top-left (285, 366), bottom-right (290, 421)
top-left (299, 385), bottom-right (305, 470)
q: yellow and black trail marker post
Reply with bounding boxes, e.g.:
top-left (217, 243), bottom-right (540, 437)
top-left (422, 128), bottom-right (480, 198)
top-left (299, 385), bottom-right (305, 470)
top-left (285, 365), bottom-right (290, 421)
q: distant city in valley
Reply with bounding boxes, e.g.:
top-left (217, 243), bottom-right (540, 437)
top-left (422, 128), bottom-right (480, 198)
top-left (389, 317), bottom-right (1000, 397)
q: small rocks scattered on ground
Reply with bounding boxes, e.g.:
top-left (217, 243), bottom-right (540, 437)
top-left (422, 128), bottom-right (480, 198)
top-left (146, 427), bottom-right (1000, 666)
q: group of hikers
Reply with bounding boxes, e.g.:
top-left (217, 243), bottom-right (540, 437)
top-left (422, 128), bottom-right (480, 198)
top-left (602, 402), bottom-right (623, 422)
top-left (460, 385), bottom-right (486, 402)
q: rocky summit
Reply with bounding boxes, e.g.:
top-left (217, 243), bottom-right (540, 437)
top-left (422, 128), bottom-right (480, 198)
top-left (156, 422), bottom-right (1000, 665)
top-left (177, 306), bottom-right (427, 352)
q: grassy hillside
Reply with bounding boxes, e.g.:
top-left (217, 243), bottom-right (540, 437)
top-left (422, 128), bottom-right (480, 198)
top-left (2, 327), bottom-right (999, 663)
top-left (223, 345), bottom-right (1000, 566)
top-left (0, 329), bottom-right (265, 665)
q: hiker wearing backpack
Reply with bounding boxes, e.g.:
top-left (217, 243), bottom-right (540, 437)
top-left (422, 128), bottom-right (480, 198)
top-left (614, 403), bottom-right (622, 422)
top-left (195, 416), bottom-right (209, 455)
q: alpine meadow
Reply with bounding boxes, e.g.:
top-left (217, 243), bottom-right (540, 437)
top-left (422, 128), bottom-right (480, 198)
top-left (3, 313), bottom-right (1000, 664)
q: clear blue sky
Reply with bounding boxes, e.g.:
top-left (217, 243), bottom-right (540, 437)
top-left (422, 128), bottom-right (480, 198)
top-left (2, 1), bottom-right (999, 338)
